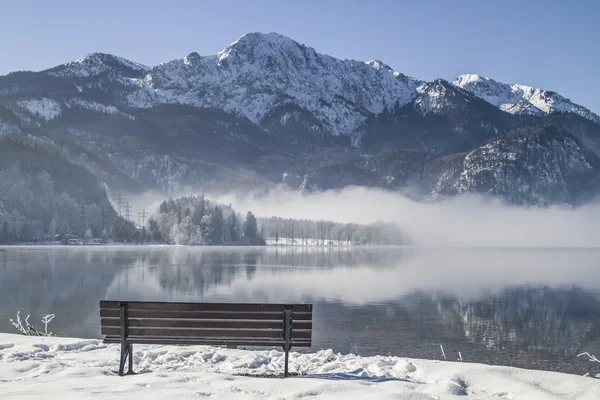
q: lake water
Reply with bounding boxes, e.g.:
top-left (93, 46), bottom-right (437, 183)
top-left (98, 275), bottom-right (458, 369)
top-left (1, 245), bottom-right (600, 375)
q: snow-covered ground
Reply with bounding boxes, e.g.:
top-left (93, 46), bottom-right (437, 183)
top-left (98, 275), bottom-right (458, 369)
top-left (1, 334), bottom-right (599, 399)
top-left (265, 237), bottom-right (350, 246)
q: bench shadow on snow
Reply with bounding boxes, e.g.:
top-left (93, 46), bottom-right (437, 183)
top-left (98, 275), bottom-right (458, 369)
top-left (104, 368), bottom-right (153, 376)
top-left (224, 371), bottom-right (408, 382)
top-left (297, 373), bottom-right (405, 383)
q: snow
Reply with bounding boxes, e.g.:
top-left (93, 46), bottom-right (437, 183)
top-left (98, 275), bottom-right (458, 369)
top-left (16, 98), bottom-right (62, 121)
top-left (453, 74), bottom-right (600, 124)
top-left (0, 120), bottom-right (22, 135)
top-left (116, 152), bottom-right (190, 193)
top-left (41, 33), bottom-right (600, 140)
top-left (66, 98), bottom-right (119, 114)
top-left (447, 132), bottom-right (593, 204)
top-left (31, 32), bottom-right (599, 142)
top-left (124, 32), bottom-right (422, 136)
top-left (65, 98), bottom-right (136, 120)
top-left (1, 333), bottom-right (599, 399)
top-left (265, 237), bottom-right (350, 246)
top-left (414, 81), bottom-right (454, 115)
top-left (48, 53), bottom-right (150, 78)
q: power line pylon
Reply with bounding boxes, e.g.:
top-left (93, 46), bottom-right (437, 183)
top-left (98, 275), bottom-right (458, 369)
top-left (124, 202), bottom-right (132, 222)
top-left (115, 193), bottom-right (124, 217)
top-left (138, 209), bottom-right (148, 226)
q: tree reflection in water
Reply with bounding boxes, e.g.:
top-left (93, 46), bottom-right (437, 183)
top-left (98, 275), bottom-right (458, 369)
top-left (1, 246), bottom-right (599, 375)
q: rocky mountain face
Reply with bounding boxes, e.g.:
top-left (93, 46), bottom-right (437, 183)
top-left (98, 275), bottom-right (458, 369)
top-left (453, 74), bottom-right (600, 124)
top-left (0, 32), bottom-right (599, 205)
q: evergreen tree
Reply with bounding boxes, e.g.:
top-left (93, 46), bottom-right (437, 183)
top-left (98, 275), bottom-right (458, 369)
top-left (159, 201), bottom-right (168, 214)
top-left (198, 195), bottom-right (206, 217)
top-left (84, 228), bottom-right (93, 243)
top-left (47, 218), bottom-right (57, 239)
top-left (140, 226), bottom-right (148, 243)
top-left (200, 214), bottom-right (212, 243)
top-left (177, 215), bottom-right (193, 244)
top-left (226, 212), bottom-right (239, 243)
top-left (19, 222), bottom-right (32, 242)
top-left (147, 217), bottom-right (163, 242)
top-left (0, 222), bottom-right (7, 243)
top-left (191, 202), bottom-right (205, 226)
top-left (113, 216), bottom-right (135, 242)
top-left (210, 206), bottom-right (224, 244)
top-left (243, 212), bottom-right (260, 245)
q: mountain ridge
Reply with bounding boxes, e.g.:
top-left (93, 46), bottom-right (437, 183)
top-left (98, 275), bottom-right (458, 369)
top-left (31, 32), bottom-right (598, 129)
top-left (0, 32), bottom-right (599, 206)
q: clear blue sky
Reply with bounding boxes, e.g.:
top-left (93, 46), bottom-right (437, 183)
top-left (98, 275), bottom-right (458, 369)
top-left (1, 0), bottom-right (599, 113)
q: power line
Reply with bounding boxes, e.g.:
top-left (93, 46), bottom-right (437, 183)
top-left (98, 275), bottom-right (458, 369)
top-left (115, 193), bottom-right (123, 217)
top-left (124, 202), bottom-right (132, 222)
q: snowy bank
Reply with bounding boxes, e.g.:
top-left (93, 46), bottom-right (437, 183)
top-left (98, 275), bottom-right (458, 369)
top-left (0, 333), bottom-right (598, 399)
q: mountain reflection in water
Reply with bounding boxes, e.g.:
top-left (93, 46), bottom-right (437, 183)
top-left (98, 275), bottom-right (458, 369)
top-left (1, 246), bottom-right (599, 375)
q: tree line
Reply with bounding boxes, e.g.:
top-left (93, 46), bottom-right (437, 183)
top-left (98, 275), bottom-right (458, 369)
top-left (143, 196), bottom-right (410, 246)
top-left (259, 216), bottom-right (411, 246)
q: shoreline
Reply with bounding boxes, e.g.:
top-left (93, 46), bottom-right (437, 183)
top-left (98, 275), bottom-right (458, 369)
top-left (0, 333), bottom-right (598, 399)
top-left (2, 243), bottom-right (600, 250)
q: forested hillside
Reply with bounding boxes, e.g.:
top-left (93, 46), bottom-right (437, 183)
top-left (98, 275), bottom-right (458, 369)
top-left (0, 134), bottom-right (117, 242)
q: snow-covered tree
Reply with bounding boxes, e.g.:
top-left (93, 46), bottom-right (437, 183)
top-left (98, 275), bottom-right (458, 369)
top-left (84, 228), bottom-right (93, 242)
top-left (47, 218), bottom-right (57, 239)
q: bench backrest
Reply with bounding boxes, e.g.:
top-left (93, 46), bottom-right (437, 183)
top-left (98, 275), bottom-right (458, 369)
top-left (99, 301), bottom-right (312, 347)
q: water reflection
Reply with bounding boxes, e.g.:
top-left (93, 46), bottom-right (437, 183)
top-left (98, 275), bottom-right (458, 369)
top-left (1, 246), bottom-right (599, 374)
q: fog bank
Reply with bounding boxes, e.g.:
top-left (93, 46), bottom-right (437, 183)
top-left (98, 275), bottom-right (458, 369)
top-left (214, 186), bottom-right (600, 248)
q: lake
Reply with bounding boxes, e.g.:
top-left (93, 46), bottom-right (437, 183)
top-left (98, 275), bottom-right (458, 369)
top-left (1, 245), bottom-right (600, 375)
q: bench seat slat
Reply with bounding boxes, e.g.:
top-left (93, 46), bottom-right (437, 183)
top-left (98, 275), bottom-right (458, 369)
top-left (100, 318), bottom-right (312, 330)
top-left (99, 301), bottom-right (312, 313)
top-left (103, 336), bottom-right (312, 347)
top-left (100, 309), bottom-right (313, 320)
top-left (101, 326), bottom-right (312, 339)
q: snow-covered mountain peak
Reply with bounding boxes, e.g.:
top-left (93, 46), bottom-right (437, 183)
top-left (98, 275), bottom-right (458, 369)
top-left (183, 52), bottom-right (202, 65)
top-left (365, 60), bottom-right (393, 71)
top-left (453, 74), bottom-right (600, 123)
top-left (47, 53), bottom-right (150, 79)
top-left (216, 32), bottom-right (305, 64)
top-left (413, 79), bottom-right (471, 115)
top-left (223, 32), bottom-right (298, 49)
top-left (453, 73), bottom-right (485, 87)
top-left (122, 32), bottom-right (423, 134)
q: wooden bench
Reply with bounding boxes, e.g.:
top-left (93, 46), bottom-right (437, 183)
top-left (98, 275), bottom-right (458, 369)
top-left (99, 301), bottom-right (313, 377)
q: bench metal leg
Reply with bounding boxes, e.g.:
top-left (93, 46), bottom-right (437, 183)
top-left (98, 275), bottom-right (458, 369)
top-left (118, 344), bottom-right (126, 376)
top-left (118, 303), bottom-right (135, 376)
top-left (284, 347), bottom-right (289, 377)
top-left (128, 344), bottom-right (134, 374)
top-left (119, 344), bottom-right (135, 376)
top-left (283, 307), bottom-right (292, 377)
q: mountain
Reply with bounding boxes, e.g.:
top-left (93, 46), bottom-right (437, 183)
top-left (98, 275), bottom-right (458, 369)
top-left (453, 74), bottom-right (600, 124)
top-left (0, 32), bottom-right (599, 206)
top-left (47, 53), bottom-right (150, 79)
top-left (47, 33), bottom-right (423, 142)
top-left (281, 126), bottom-right (599, 206)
